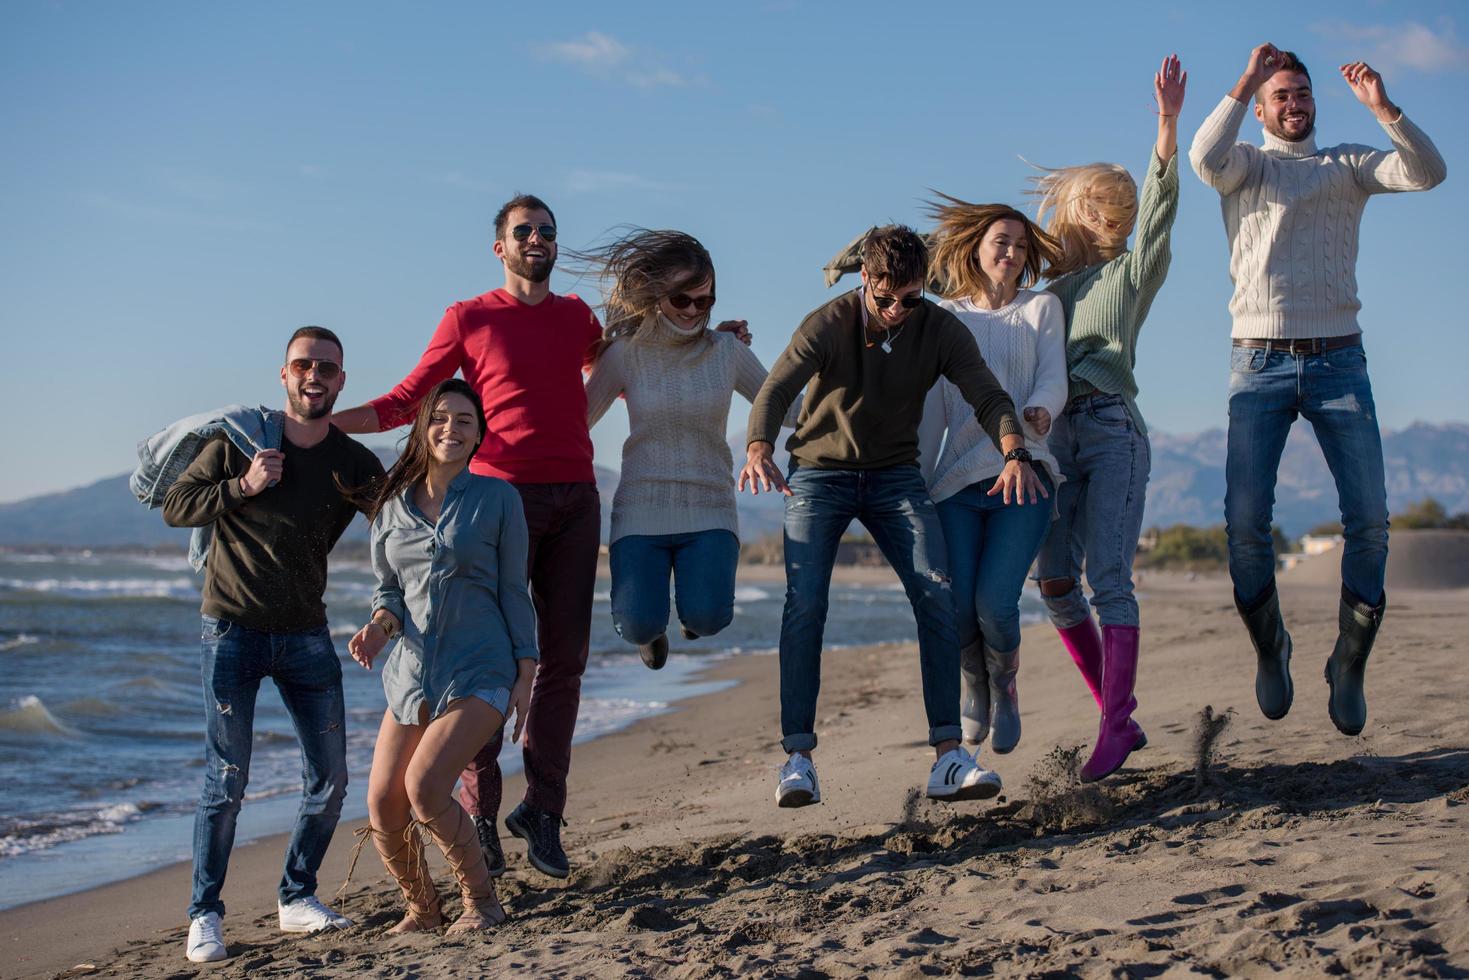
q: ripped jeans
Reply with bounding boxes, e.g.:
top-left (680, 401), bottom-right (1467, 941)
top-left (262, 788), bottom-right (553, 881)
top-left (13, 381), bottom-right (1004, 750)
top-left (189, 616), bottom-right (347, 920)
top-left (778, 463), bottom-right (962, 752)
top-left (1225, 342), bottom-right (1388, 607)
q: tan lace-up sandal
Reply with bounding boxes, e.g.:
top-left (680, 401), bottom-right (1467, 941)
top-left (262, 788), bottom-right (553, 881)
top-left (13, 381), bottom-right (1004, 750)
top-left (348, 824), bottom-right (443, 933)
top-left (418, 801), bottom-right (506, 932)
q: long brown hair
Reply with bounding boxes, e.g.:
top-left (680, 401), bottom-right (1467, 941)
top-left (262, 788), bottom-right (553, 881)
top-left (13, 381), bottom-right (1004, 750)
top-left (565, 227), bottom-right (715, 353)
top-left (924, 195), bottom-right (1061, 300)
top-left (363, 379), bottom-right (486, 522)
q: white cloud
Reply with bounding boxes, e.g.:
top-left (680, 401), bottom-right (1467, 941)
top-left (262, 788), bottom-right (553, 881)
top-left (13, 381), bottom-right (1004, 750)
top-left (1311, 17), bottom-right (1469, 74)
top-left (535, 31), bottom-right (692, 88)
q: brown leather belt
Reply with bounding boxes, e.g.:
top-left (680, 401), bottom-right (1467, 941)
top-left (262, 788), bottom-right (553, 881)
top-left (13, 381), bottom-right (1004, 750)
top-left (1232, 334), bottom-right (1361, 355)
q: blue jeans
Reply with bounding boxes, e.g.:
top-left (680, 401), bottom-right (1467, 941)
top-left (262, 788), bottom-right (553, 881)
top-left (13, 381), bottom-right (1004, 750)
top-left (188, 616), bottom-right (348, 920)
top-left (935, 470), bottom-right (1055, 651)
top-left (779, 463), bottom-right (961, 752)
top-left (1225, 343), bottom-right (1387, 606)
top-left (1037, 394), bottom-right (1151, 629)
top-left (609, 529), bottom-right (740, 644)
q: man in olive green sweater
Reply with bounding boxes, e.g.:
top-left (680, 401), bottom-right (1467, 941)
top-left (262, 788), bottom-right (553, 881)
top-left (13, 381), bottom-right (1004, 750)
top-left (741, 225), bottom-right (1044, 809)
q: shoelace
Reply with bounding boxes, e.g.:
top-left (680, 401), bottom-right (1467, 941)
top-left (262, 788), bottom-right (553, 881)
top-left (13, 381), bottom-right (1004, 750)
top-left (195, 918), bottom-right (223, 944)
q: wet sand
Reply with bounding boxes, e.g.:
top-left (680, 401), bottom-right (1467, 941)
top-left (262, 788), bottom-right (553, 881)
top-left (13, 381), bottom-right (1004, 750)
top-left (5, 573), bottom-right (1468, 978)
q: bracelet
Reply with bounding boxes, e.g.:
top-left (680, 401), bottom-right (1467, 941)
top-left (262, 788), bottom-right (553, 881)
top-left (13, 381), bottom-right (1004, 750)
top-left (370, 617), bottom-right (397, 640)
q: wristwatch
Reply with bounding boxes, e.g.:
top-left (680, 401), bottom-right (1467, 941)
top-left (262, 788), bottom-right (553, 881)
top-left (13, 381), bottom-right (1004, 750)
top-left (1003, 447), bottom-right (1033, 464)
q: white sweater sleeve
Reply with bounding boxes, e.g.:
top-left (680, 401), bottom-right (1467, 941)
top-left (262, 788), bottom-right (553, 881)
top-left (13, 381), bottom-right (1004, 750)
top-left (1351, 112), bottom-right (1448, 194)
top-left (1023, 293), bottom-right (1069, 438)
top-left (584, 341), bottom-right (626, 427)
top-left (1189, 95), bottom-right (1256, 196)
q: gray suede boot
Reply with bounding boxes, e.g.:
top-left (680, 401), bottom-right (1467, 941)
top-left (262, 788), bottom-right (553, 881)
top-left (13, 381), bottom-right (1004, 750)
top-left (1235, 580), bottom-right (1294, 720)
top-left (984, 643), bottom-right (1021, 754)
top-left (959, 640), bottom-right (990, 745)
top-left (1325, 586), bottom-right (1386, 737)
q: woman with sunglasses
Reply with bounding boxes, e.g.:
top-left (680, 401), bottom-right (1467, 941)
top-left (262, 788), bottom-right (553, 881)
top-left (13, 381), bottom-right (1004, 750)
top-left (1031, 54), bottom-right (1186, 782)
top-left (579, 229), bottom-right (798, 668)
top-left (347, 378), bottom-right (535, 933)
top-left (916, 201), bottom-right (1065, 786)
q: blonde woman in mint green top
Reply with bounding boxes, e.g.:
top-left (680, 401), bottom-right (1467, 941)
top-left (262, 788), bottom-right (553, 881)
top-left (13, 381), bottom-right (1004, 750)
top-left (1033, 54), bottom-right (1186, 785)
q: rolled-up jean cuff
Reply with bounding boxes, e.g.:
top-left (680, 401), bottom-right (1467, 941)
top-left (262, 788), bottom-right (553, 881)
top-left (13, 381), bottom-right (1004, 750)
top-left (1042, 586), bottom-right (1092, 631)
top-left (929, 724), bottom-right (963, 747)
top-left (781, 733), bottom-right (818, 753)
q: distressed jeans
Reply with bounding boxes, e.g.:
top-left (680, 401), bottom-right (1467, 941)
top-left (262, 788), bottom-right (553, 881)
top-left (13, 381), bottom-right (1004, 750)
top-left (188, 616), bottom-right (347, 920)
top-left (609, 529), bottom-right (740, 645)
top-left (1225, 343), bottom-right (1388, 606)
top-left (1037, 394), bottom-right (1151, 629)
top-left (779, 463), bottom-right (962, 752)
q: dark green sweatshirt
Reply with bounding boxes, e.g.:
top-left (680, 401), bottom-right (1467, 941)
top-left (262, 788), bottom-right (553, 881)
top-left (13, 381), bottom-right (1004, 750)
top-left (163, 429), bottom-right (384, 631)
top-left (748, 290), bottom-right (1020, 469)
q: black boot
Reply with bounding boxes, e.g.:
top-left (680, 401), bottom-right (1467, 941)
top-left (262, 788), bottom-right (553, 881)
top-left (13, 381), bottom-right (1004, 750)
top-left (471, 815), bottom-right (505, 877)
top-left (504, 801), bottom-right (570, 879)
top-left (1235, 580), bottom-right (1294, 720)
top-left (1325, 586), bottom-right (1386, 737)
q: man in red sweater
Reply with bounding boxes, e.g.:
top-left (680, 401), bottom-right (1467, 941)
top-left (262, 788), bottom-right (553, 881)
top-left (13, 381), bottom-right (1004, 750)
top-left (334, 194), bottom-right (601, 879)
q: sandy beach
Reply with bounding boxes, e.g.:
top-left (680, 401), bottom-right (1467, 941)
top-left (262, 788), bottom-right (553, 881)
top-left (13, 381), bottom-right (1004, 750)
top-left (4, 564), bottom-right (1468, 978)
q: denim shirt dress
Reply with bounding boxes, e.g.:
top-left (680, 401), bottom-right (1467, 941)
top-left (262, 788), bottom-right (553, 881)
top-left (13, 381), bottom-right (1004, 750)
top-left (370, 470), bottom-right (538, 725)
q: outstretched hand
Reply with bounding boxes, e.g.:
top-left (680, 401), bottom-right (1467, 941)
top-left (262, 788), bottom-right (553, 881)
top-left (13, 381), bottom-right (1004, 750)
top-left (1341, 62), bottom-right (1396, 120)
top-left (1154, 53), bottom-right (1187, 117)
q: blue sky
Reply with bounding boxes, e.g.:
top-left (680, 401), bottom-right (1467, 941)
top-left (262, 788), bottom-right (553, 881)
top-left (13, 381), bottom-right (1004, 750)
top-left (2, 0), bottom-right (1465, 503)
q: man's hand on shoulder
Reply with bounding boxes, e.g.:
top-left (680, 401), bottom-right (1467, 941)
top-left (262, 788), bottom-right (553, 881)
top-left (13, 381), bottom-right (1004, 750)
top-left (716, 319), bottom-right (752, 346)
top-left (239, 449), bottom-right (284, 497)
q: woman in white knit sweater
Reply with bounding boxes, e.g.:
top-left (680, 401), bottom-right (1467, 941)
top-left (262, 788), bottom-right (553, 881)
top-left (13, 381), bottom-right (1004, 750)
top-left (917, 201), bottom-right (1066, 791)
top-left (582, 230), bottom-right (797, 669)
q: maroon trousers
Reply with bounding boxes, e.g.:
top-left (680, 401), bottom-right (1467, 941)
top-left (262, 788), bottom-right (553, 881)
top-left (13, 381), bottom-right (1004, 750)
top-left (458, 481), bottom-right (600, 819)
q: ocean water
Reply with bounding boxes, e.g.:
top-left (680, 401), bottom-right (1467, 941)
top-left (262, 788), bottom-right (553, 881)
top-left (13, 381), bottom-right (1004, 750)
top-left (0, 548), bottom-right (1044, 911)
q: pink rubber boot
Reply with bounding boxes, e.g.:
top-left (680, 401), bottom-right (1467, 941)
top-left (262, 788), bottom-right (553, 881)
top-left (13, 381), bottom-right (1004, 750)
top-left (1057, 620), bottom-right (1146, 750)
top-left (1080, 625), bottom-right (1141, 783)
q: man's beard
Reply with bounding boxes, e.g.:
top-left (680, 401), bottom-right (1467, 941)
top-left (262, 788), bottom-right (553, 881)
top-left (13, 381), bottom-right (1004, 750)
top-left (288, 385), bottom-right (339, 420)
top-left (505, 251), bottom-right (555, 283)
top-left (1268, 110), bottom-right (1314, 143)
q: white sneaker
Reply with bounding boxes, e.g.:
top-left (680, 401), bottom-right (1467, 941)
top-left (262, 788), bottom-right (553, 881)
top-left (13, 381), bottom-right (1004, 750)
top-left (776, 752), bottom-right (821, 807)
top-left (278, 895), bottom-right (353, 933)
top-left (186, 912), bottom-right (227, 963)
top-left (927, 746), bottom-right (1003, 802)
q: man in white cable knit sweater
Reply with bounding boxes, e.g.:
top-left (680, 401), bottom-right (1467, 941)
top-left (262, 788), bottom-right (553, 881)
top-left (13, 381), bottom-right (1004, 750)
top-left (1189, 43), bottom-right (1446, 737)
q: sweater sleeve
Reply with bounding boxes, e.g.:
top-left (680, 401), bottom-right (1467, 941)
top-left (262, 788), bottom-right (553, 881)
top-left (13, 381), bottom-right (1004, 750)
top-left (732, 337), bottom-right (802, 427)
top-left (915, 381), bottom-right (949, 488)
top-left (1189, 95), bottom-right (1256, 196)
top-left (748, 320), bottom-right (825, 447)
top-left (1351, 112), bottom-right (1448, 194)
top-left (368, 306), bottom-right (465, 430)
top-left (1129, 151), bottom-right (1179, 293)
top-left (938, 318), bottom-right (1021, 450)
top-left (495, 487), bottom-right (539, 662)
top-left (161, 437), bottom-right (249, 528)
top-left (1024, 293), bottom-right (1070, 432)
top-left (584, 341), bottom-right (626, 427)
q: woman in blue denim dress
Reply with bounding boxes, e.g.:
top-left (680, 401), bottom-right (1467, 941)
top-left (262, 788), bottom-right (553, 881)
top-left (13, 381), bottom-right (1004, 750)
top-left (347, 379), bottom-right (537, 934)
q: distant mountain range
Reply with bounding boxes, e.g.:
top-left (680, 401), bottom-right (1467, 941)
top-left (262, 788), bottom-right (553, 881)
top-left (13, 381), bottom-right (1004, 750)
top-left (2, 423), bottom-right (1466, 549)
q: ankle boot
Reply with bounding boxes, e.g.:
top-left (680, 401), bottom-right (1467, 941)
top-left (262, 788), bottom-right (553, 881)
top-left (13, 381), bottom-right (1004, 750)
top-left (1056, 620), bottom-right (1147, 750)
top-left (1080, 625), bottom-right (1141, 783)
top-left (419, 800), bottom-right (506, 933)
top-left (1235, 580), bottom-right (1294, 720)
top-left (984, 643), bottom-right (1021, 754)
top-left (364, 824), bottom-right (442, 934)
top-left (1325, 586), bottom-right (1386, 736)
top-left (959, 640), bottom-right (990, 745)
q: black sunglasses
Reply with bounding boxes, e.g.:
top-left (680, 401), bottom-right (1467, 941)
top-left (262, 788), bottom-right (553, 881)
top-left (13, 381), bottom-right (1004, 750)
top-left (510, 223), bottom-right (558, 242)
top-left (667, 292), bottom-right (716, 312)
top-left (287, 358), bottom-right (342, 380)
top-left (871, 290), bottom-right (923, 310)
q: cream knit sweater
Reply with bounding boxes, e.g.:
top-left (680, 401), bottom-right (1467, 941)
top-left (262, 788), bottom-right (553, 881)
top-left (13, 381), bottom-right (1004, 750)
top-left (918, 291), bottom-right (1068, 503)
top-left (1189, 95), bottom-right (1446, 339)
top-left (586, 314), bottom-right (796, 543)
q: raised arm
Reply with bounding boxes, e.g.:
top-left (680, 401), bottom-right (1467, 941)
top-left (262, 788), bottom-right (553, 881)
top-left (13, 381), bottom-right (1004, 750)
top-left (1190, 43), bottom-right (1279, 195)
top-left (333, 306), bottom-right (464, 434)
top-left (584, 341), bottom-right (626, 428)
top-left (1340, 62), bottom-right (1448, 193)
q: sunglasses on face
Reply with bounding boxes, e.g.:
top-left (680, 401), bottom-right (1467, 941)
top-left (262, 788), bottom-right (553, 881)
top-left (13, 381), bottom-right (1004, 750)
top-left (287, 358), bottom-right (342, 380)
top-left (667, 292), bottom-right (716, 312)
top-left (510, 223), bottom-right (558, 242)
top-left (871, 291), bottom-right (922, 310)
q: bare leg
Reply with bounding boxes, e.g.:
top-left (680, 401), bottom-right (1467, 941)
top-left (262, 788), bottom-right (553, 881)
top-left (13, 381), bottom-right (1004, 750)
top-left (363, 709), bottom-right (440, 933)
